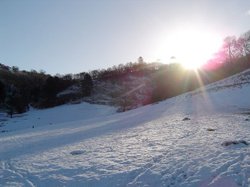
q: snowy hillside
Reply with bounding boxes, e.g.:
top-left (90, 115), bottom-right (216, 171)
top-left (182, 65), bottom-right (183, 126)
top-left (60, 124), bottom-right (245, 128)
top-left (0, 70), bottom-right (250, 187)
top-left (82, 75), bottom-right (154, 110)
top-left (195, 69), bottom-right (250, 94)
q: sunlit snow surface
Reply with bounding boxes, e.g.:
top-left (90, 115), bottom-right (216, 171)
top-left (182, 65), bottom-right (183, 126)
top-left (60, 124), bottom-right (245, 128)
top-left (1, 71), bottom-right (250, 187)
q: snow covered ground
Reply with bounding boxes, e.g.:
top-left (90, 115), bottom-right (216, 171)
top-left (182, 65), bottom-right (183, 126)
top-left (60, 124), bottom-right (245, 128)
top-left (0, 70), bottom-right (250, 187)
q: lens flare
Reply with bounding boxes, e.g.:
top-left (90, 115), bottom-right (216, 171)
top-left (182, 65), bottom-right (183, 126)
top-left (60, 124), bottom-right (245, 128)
top-left (156, 27), bottom-right (222, 70)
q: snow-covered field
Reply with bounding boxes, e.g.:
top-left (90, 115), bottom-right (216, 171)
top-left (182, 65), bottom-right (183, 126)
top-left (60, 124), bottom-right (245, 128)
top-left (1, 70), bottom-right (250, 187)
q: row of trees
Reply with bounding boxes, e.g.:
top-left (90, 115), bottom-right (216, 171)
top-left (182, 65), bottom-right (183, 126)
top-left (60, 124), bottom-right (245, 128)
top-left (222, 32), bottom-right (250, 62)
top-left (70, 57), bottom-right (158, 81)
top-left (205, 30), bottom-right (250, 70)
top-left (0, 64), bottom-right (93, 117)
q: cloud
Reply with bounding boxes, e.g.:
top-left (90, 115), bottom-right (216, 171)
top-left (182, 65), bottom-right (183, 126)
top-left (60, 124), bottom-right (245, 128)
top-left (246, 9), bottom-right (250, 16)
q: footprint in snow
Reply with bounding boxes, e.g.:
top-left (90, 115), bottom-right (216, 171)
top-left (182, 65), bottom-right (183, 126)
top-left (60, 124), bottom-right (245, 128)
top-left (70, 150), bottom-right (85, 155)
top-left (221, 140), bottom-right (248, 147)
top-left (182, 117), bottom-right (191, 121)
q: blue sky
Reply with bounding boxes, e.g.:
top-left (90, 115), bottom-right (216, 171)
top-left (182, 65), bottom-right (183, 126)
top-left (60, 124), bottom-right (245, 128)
top-left (1, 0), bottom-right (250, 75)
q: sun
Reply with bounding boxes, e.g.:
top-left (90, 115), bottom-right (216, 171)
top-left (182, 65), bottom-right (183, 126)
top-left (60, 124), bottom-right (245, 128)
top-left (156, 27), bottom-right (222, 70)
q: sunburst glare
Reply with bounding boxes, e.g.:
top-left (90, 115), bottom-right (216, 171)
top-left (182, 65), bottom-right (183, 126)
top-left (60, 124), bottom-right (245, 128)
top-left (156, 27), bottom-right (222, 70)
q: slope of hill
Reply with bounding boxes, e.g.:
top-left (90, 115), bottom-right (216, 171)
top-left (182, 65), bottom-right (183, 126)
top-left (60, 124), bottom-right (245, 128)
top-left (0, 70), bottom-right (250, 187)
top-left (82, 75), bottom-right (154, 111)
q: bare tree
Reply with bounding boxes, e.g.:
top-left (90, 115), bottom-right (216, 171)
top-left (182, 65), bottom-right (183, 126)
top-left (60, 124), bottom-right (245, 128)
top-left (223, 36), bottom-right (237, 62)
top-left (238, 31), bottom-right (250, 56)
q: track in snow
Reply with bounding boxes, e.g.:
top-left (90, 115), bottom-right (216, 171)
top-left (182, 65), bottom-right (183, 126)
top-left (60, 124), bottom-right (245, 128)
top-left (1, 113), bottom-right (249, 186)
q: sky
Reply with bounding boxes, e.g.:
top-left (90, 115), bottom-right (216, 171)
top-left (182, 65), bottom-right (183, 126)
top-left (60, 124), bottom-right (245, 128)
top-left (1, 0), bottom-right (250, 75)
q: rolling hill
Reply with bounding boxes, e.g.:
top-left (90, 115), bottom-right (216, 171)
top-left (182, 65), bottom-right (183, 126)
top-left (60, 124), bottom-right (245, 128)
top-left (0, 69), bottom-right (250, 187)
